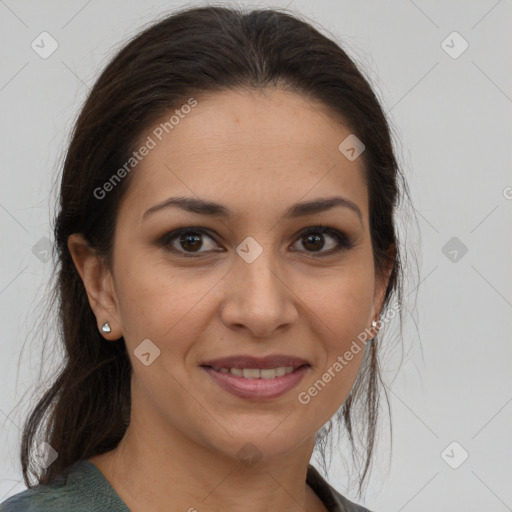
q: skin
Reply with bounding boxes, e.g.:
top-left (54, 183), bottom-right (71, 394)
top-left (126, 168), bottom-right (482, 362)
top-left (68, 87), bottom-right (391, 512)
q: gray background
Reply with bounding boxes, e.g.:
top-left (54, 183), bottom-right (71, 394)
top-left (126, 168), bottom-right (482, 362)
top-left (1, 0), bottom-right (511, 510)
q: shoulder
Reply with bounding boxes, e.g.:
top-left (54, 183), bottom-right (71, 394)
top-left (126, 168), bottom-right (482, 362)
top-left (0, 488), bottom-right (59, 512)
top-left (0, 460), bottom-right (128, 512)
top-left (0, 473), bottom-right (74, 512)
top-left (306, 464), bottom-right (375, 512)
top-left (329, 487), bottom-right (375, 512)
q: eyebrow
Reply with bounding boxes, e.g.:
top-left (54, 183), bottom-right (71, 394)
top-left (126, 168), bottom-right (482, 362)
top-left (143, 195), bottom-right (363, 224)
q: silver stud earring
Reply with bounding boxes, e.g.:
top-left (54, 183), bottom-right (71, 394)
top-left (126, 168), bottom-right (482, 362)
top-left (101, 322), bottom-right (111, 334)
top-left (370, 319), bottom-right (380, 342)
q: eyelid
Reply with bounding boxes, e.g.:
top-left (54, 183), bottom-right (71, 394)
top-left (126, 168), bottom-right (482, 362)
top-left (158, 225), bottom-right (354, 257)
top-left (157, 227), bottom-right (221, 257)
top-left (294, 225), bottom-right (355, 252)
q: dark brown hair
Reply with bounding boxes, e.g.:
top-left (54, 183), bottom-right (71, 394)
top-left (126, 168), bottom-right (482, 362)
top-left (18, 4), bottom-right (414, 498)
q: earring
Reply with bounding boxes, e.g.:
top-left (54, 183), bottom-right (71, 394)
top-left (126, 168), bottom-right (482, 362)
top-left (101, 322), bottom-right (111, 334)
top-left (370, 319), bottom-right (379, 342)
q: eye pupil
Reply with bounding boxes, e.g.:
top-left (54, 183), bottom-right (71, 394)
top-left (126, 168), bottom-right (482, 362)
top-left (303, 233), bottom-right (324, 251)
top-left (162, 226), bottom-right (349, 258)
top-left (180, 233), bottom-right (202, 252)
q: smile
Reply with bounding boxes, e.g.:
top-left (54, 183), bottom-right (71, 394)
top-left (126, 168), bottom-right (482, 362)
top-left (210, 366), bottom-right (297, 379)
top-left (201, 364), bottom-right (310, 399)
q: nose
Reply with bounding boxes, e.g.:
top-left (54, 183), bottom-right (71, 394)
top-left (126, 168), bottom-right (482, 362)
top-left (219, 246), bottom-right (298, 338)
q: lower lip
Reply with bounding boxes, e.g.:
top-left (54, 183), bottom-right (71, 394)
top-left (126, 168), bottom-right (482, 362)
top-left (201, 365), bottom-right (309, 399)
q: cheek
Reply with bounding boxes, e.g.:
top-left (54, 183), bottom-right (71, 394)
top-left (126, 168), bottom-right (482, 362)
top-left (292, 261), bottom-right (374, 386)
top-left (113, 254), bottom-right (219, 354)
top-left (297, 261), bottom-right (375, 340)
top-left (293, 271), bottom-right (373, 420)
top-left (111, 245), bottom-right (375, 438)
top-left (114, 236), bottom-right (375, 352)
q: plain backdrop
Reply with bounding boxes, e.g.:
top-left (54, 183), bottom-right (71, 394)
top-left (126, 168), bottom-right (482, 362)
top-left (0, 1), bottom-right (511, 511)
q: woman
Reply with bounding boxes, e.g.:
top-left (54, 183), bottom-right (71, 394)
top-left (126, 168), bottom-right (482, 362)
top-left (1, 5), bottom-right (410, 511)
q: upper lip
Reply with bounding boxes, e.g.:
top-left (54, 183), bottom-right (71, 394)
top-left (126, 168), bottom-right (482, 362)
top-left (200, 355), bottom-right (310, 369)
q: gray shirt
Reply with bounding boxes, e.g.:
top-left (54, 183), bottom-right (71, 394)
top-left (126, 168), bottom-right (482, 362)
top-left (0, 460), bottom-right (372, 511)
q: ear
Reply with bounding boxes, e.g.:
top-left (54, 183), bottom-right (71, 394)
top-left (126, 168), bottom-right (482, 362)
top-left (67, 233), bottom-right (123, 340)
top-left (371, 243), bottom-right (397, 330)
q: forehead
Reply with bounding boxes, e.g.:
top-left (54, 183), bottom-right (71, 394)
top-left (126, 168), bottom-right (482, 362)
top-left (121, 88), bottom-right (368, 226)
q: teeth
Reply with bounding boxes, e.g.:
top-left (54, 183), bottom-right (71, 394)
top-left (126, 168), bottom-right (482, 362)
top-left (214, 366), bottom-right (297, 379)
top-left (274, 366), bottom-right (287, 377)
top-left (260, 369), bottom-right (278, 379)
top-left (243, 368), bottom-right (261, 379)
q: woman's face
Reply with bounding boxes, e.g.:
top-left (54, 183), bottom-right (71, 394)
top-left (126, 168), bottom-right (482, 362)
top-left (95, 88), bottom-right (388, 461)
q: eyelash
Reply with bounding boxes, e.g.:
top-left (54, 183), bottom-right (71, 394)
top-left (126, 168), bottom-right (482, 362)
top-left (157, 225), bottom-right (355, 258)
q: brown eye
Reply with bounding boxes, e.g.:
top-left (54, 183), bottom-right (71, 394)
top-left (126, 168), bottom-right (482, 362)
top-left (291, 226), bottom-right (354, 256)
top-left (159, 228), bottom-right (219, 256)
top-left (302, 232), bottom-right (326, 251)
top-left (158, 225), bottom-right (354, 258)
top-left (178, 232), bottom-right (203, 252)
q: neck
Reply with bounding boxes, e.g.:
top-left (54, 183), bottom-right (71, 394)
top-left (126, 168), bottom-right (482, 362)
top-left (89, 414), bottom-right (325, 512)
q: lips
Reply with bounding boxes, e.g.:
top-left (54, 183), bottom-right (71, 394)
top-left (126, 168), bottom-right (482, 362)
top-left (199, 354), bottom-right (311, 399)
